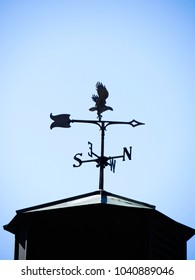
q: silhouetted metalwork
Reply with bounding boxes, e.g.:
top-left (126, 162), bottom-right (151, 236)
top-left (89, 82), bottom-right (113, 121)
top-left (50, 82), bottom-right (145, 190)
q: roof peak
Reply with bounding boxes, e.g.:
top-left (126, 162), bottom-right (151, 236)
top-left (16, 190), bottom-right (155, 214)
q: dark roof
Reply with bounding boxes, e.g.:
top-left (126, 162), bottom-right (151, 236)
top-left (4, 190), bottom-right (195, 242)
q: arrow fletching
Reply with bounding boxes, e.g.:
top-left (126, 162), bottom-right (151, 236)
top-left (50, 113), bottom-right (71, 129)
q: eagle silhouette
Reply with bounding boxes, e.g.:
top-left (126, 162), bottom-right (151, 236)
top-left (89, 82), bottom-right (113, 120)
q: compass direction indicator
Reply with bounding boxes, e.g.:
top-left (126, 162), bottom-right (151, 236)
top-left (50, 82), bottom-right (145, 190)
top-left (73, 142), bottom-right (132, 174)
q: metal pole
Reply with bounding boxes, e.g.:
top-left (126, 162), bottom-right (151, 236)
top-left (99, 122), bottom-right (105, 190)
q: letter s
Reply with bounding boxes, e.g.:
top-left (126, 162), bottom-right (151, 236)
top-left (73, 153), bottom-right (83, 167)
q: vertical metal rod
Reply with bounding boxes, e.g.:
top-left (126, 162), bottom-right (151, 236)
top-left (99, 122), bottom-right (105, 190)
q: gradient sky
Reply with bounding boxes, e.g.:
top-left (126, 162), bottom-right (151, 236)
top-left (0, 0), bottom-right (195, 259)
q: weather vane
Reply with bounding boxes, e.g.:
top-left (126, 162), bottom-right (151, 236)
top-left (50, 82), bottom-right (145, 190)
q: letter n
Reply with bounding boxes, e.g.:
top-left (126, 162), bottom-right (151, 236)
top-left (123, 147), bottom-right (132, 161)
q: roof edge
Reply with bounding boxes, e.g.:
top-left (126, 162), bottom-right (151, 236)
top-left (16, 190), bottom-right (155, 213)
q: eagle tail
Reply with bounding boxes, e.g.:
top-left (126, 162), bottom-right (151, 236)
top-left (89, 106), bottom-right (97, 111)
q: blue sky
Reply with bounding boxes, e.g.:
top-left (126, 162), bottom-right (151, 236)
top-left (0, 0), bottom-right (195, 259)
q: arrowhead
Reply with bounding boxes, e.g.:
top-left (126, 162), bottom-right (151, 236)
top-left (129, 119), bottom-right (145, 127)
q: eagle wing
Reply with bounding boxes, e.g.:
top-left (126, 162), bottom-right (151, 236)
top-left (96, 82), bottom-right (109, 107)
